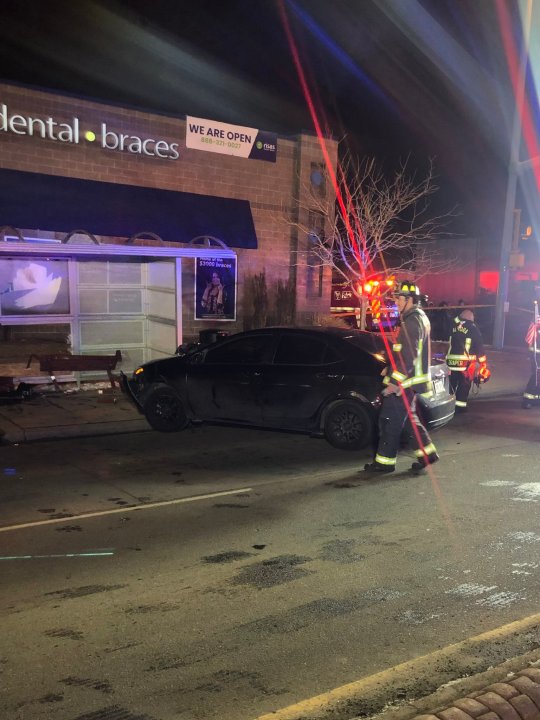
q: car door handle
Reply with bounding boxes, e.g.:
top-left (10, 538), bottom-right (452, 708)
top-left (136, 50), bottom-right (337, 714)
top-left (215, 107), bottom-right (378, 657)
top-left (316, 372), bottom-right (341, 380)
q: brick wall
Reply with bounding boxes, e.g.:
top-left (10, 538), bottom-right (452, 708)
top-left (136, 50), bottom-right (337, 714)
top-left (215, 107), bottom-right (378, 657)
top-left (0, 82), bottom-right (338, 340)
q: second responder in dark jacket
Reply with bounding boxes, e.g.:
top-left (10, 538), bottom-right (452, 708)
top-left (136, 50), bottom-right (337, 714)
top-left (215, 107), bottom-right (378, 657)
top-left (363, 280), bottom-right (439, 474)
top-left (446, 309), bottom-right (487, 412)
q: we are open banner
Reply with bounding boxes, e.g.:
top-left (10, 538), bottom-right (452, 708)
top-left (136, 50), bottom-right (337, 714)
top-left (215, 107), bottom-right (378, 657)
top-left (186, 116), bottom-right (276, 162)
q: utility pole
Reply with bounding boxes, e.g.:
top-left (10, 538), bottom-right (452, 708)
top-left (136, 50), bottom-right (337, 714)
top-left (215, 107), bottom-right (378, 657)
top-left (493, 0), bottom-right (533, 349)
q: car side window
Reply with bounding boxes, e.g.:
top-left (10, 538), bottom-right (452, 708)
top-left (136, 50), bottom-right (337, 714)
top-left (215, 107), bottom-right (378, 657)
top-left (204, 335), bottom-right (274, 364)
top-left (353, 348), bottom-right (385, 374)
top-left (323, 345), bottom-right (342, 363)
top-left (274, 335), bottom-right (340, 365)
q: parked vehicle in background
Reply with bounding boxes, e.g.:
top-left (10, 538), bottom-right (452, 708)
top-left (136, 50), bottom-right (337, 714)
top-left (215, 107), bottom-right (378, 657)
top-left (121, 327), bottom-right (455, 451)
top-left (365, 297), bottom-right (400, 332)
top-left (331, 277), bottom-right (399, 332)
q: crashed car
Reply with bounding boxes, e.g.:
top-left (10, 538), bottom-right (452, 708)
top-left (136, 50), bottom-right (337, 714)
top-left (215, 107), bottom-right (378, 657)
top-left (121, 326), bottom-right (455, 451)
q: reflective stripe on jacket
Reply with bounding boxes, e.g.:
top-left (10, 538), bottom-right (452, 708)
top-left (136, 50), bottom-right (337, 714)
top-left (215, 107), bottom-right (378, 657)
top-left (384, 306), bottom-right (432, 396)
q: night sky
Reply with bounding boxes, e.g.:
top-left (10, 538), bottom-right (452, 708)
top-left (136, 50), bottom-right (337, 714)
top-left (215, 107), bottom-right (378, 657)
top-left (0, 0), bottom-right (527, 250)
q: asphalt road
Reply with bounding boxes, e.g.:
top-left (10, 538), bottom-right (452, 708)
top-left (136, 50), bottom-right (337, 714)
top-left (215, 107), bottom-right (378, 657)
top-left (1, 396), bottom-right (540, 720)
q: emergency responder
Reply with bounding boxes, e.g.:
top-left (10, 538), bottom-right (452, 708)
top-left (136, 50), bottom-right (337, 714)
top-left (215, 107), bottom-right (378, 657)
top-left (363, 280), bottom-right (439, 474)
top-left (522, 318), bottom-right (540, 408)
top-left (446, 309), bottom-right (488, 412)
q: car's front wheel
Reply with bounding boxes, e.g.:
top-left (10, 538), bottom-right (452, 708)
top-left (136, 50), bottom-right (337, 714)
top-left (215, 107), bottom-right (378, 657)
top-left (323, 400), bottom-right (373, 450)
top-left (144, 384), bottom-right (188, 432)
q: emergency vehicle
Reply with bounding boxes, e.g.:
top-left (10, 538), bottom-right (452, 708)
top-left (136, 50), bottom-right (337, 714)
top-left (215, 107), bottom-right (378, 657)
top-left (330, 276), bottom-right (399, 331)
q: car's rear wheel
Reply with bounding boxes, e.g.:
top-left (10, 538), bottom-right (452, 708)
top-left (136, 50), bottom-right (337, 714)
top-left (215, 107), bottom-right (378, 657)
top-left (324, 401), bottom-right (372, 450)
top-left (144, 385), bottom-right (188, 432)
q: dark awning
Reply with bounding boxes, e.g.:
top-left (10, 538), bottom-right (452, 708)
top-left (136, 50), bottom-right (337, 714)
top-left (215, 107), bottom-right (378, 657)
top-left (0, 168), bottom-right (257, 249)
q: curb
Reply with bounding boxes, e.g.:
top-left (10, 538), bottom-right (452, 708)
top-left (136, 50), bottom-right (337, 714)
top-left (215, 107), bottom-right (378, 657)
top-left (254, 616), bottom-right (540, 720)
top-left (366, 655), bottom-right (540, 720)
top-left (1, 419), bottom-right (150, 444)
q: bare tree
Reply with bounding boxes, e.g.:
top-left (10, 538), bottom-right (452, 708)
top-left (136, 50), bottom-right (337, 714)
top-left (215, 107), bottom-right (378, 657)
top-left (294, 153), bottom-right (458, 295)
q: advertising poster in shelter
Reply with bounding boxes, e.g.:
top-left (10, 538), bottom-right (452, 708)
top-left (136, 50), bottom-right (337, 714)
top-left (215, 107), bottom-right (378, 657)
top-left (195, 257), bottom-right (237, 321)
top-left (0, 259), bottom-right (70, 315)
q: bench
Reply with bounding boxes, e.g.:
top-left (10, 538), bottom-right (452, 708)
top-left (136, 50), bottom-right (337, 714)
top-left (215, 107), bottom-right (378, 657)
top-left (26, 350), bottom-right (122, 390)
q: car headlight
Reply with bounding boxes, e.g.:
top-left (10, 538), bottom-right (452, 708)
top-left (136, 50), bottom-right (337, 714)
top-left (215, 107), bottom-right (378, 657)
top-left (131, 367), bottom-right (147, 393)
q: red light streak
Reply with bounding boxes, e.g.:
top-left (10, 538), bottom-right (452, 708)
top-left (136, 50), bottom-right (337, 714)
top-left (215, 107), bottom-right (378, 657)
top-left (496, 0), bottom-right (540, 191)
top-left (278, 0), bottom-right (457, 548)
top-left (278, 0), bottom-right (362, 267)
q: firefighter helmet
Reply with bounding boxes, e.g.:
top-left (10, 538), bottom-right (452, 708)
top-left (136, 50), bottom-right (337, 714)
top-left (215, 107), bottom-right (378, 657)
top-left (395, 280), bottom-right (421, 300)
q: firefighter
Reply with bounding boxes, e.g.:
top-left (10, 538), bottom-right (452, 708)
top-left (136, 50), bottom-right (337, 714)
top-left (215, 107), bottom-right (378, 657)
top-left (446, 309), bottom-right (488, 412)
top-left (522, 318), bottom-right (540, 408)
top-left (363, 280), bottom-right (439, 474)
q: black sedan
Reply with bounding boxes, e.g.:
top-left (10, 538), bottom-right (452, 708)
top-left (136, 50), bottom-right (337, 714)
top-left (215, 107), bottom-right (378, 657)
top-left (121, 327), bottom-right (455, 451)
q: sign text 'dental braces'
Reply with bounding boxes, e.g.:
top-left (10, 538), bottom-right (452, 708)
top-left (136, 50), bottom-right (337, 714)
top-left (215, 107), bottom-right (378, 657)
top-left (0, 103), bottom-right (179, 160)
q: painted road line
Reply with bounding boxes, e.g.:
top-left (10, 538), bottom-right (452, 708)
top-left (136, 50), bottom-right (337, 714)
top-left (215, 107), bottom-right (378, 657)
top-left (0, 551), bottom-right (115, 560)
top-left (0, 487), bottom-right (252, 534)
top-left (254, 612), bottom-right (540, 720)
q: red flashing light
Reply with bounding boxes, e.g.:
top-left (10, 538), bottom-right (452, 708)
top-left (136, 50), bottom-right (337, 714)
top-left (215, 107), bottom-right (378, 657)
top-left (362, 277), bottom-right (395, 295)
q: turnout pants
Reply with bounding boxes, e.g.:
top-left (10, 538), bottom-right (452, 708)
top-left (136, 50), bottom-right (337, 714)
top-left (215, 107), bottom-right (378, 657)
top-left (374, 392), bottom-right (436, 468)
top-left (450, 370), bottom-right (472, 409)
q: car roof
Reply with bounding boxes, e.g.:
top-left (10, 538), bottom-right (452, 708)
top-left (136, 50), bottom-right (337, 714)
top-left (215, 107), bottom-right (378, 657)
top-left (225, 326), bottom-right (386, 353)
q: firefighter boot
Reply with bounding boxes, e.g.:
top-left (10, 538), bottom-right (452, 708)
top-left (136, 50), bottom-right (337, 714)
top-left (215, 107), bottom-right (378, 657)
top-left (411, 453), bottom-right (439, 473)
top-left (363, 461), bottom-right (395, 474)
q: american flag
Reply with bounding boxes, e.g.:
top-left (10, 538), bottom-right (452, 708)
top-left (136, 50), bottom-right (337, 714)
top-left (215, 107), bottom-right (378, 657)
top-left (525, 321), bottom-right (539, 346)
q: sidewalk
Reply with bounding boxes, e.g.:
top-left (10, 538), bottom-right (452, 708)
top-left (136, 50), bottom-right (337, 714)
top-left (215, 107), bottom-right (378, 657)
top-left (432, 343), bottom-right (530, 400)
top-left (0, 383), bottom-right (149, 444)
top-left (0, 347), bottom-right (532, 445)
